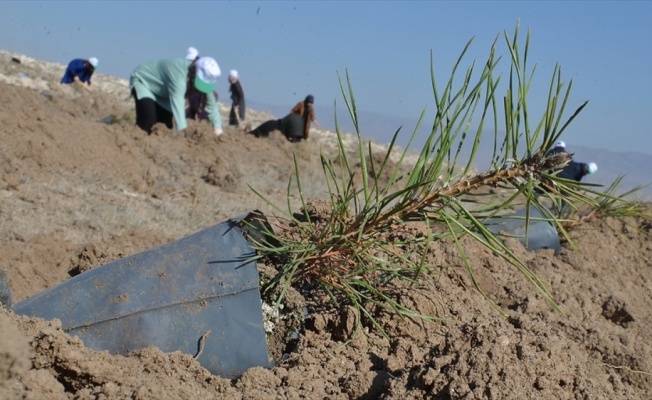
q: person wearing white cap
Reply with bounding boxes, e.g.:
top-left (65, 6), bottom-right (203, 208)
top-left (228, 70), bottom-right (245, 126)
top-left (545, 140), bottom-right (566, 158)
top-left (536, 138), bottom-right (597, 197)
top-left (60, 57), bottom-right (99, 91)
top-left (543, 139), bottom-right (597, 181)
top-left (130, 56), bottom-right (223, 136)
top-left (185, 47), bottom-right (199, 61)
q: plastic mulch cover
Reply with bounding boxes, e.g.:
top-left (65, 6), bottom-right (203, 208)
top-left (12, 212), bottom-right (271, 379)
top-left (484, 204), bottom-right (561, 254)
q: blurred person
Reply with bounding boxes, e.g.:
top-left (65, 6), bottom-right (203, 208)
top-left (556, 160), bottom-right (598, 215)
top-left (247, 94), bottom-right (317, 142)
top-left (541, 139), bottom-right (569, 177)
top-left (186, 47), bottom-right (199, 61)
top-left (545, 140), bottom-right (566, 157)
top-left (543, 140), bottom-right (596, 183)
top-left (186, 90), bottom-right (219, 121)
top-left (130, 56), bottom-right (223, 136)
top-left (60, 57), bottom-right (98, 91)
top-left (247, 118), bottom-right (281, 139)
top-left (540, 159), bottom-right (598, 216)
top-left (183, 49), bottom-right (216, 120)
top-left (289, 94), bottom-right (318, 140)
top-left (228, 70), bottom-right (245, 126)
top-left (557, 161), bottom-right (598, 182)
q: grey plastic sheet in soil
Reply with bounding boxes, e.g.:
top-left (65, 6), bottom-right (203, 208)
top-left (12, 212), bottom-right (272, 379)
top-left (484, 204), bottom-right (561, 254)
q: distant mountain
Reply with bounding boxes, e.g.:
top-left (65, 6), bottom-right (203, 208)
top-left (248, 99), bottom-right (651, 200)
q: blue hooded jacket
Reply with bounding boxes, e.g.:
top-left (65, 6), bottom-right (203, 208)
top-left (61, 59), bottom-right (94, 84)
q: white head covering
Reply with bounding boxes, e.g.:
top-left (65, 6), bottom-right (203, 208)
top-left (186, 47), bottom-right (199, 61)
top-left (88, 57), bottom-right (99, 68)
top-left (554, 140), bottom-right (566, 149)
top-left (194, 57), bottom-right (221, 94)
top-left (587, 162), bottom-right (598, 175)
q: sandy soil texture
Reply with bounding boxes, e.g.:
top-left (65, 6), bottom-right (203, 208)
top-left (1, 51), bottom-right (651, 399)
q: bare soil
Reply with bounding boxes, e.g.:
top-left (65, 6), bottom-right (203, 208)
top-left (1, 51), bottom-right (652, 399)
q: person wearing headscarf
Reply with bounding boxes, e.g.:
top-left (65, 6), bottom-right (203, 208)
top-left (228, 70), bottom-right (246, 126)
top-left (247, 94), bottom-right (317, 142)
top-left (60, 57), bottom-right (99, 91)
top-left (185, 47), bottom-right (199, 61)
top-left (130, 56), bottom-right (223, 136)
top-left (287, 94), bottom-right (317, 140)
top-left (184, 47), bottom-right (214, 120)
top-left (543, 140), bottom-right (597, 182)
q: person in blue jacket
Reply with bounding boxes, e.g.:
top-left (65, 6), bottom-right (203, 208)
top-left (60, 57), bottom-right (98, 91)
top-left (130, 56), bottom-right (223, 136)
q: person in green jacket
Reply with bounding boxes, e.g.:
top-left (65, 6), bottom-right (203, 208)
top-left (130, 56), bottom-right (223, 136)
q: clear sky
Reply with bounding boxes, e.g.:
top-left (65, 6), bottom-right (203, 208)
top-left (1, 1), bottom-right (650, 155)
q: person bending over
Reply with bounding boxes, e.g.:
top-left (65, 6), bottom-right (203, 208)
top-left (545, 140), bottom-right (566, 157)
top-left (130, 56), bottom-right (223, 136)
top-left (248, 94), bottom-right (317, 142)
top-left (558, 161), bottom-right (598, 182)
top-left (288, 94), bottom-right (318, 140)
top-left (61, 57), bottom-right (98, 91)
top-left (545, 160), bottom-right (598, 216)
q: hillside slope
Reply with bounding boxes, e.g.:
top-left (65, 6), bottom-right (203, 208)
top-left (1, 50), bottom-right (651, 399)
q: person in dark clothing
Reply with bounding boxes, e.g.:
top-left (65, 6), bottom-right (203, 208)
top-left (545, 140), bottom-right (566, 157)
top-left (280, 113), bottom-right (305, 142)
top-left (542, 160), bottom-right (598, 216)
top-left (247, 112), bottom-right (303, 140)
top-left (557, 161), bottom-right (598, 182)
top-left (228, 70), bottom-right (246, 126)
top-left (247, 94), bottom-right (317, 141)
top-left (61, 57), bottom-right (98, 91)
top-left (248, 118), bottom-right (282, 138)
top-left (186, 90), bottom-right (219, 121)
top-left (541, 139), bottom-right (569, 178)
top-left (183, 54), bottom-right (219, 122)
top-left (289, 95), bottom-right (318, 140)
top-left (536, 141), bottom-right (596, 191)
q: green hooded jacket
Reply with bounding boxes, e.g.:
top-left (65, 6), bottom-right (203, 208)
top-left (130, 59), bottom-right (222, 131)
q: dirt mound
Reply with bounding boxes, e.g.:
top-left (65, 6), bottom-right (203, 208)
top-left (1, 51), bottom-right (651, 399)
